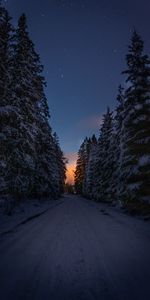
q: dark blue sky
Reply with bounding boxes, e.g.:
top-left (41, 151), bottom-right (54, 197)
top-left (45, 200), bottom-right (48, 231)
top-left (4, 0), bottom-right (150, 157)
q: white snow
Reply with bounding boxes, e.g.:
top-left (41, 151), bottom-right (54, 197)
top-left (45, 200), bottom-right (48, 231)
top-left (135, 104), bottom-right (143, 110)
top-left (128, 182), bottom-right (141, 191)
top-left (138, 155), bottom-right (150, 166)
top-left (145, 99), bottom-right (150, 104)
top-left (0, 198), bottom-right (63, 235)
top-left (0, 195), bottom-right (150, 300)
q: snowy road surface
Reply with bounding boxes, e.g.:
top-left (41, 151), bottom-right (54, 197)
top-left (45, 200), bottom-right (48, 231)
top-left (0, 195), bottom-right (150, 300)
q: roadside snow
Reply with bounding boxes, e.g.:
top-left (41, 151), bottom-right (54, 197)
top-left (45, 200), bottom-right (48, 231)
top-left (138, 155), bottom-right (150, 166)
top-left (0, 198), bottom-right (63, 235)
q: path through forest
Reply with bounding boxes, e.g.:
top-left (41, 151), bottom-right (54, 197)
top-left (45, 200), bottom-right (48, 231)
top-left (0, 195), bottom-right (150, 300)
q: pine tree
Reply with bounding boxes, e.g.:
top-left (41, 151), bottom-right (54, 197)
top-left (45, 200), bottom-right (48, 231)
top-left (83, 134), bottom-right (98, 198)
top-left (8, 13), bottom-right (44, 198)
top-left (121, 30), bottom-right (150, 206)
top-left (82, 137), bottom-right (92, 195)
top-left (74, 138), bottom-right (88, 194)
top-left (0, 9), bottom-right (66, 201)
top-left (34, 122), bottom-right (55, 198)
top-left (93, 108), bottom-right (115, 202)
top-left (0, 2), bottom-right (13, 104)
top-left (0, 2), bottom-right (18, 199)
top-left (53, 132), bottom-right (66, 196)
top-left (113, 85), bottom-right (125, 203)
top-left (13, 14), bottom-right (66, 199)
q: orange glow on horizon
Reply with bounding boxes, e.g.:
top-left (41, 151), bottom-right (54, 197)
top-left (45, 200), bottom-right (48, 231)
top-left (66, 162), bottom-right (76, 185)
top-left (65, 152), bottom-right (77, 185)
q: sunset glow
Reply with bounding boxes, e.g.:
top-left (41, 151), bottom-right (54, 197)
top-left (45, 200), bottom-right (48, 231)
top-left (65, 153), bottom-right (77, 185)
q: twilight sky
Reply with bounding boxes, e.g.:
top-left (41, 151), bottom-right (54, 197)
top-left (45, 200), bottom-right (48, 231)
top-left (4, 0), bottom-right (150, 183)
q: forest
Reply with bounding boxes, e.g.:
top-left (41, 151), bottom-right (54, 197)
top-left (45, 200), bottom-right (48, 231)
top-left (0, 2), bottom-right (150, 215)
top-left (0, 3), bottom-right (66, 211)
top-left (75, 31), bottom-right (150, 214)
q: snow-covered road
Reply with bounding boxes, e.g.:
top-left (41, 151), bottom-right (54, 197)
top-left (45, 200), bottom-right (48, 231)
top-left (0, 195), bottom-right (150, 300)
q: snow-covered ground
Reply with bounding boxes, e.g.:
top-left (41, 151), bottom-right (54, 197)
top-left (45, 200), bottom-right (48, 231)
top-left (0, 198), bottom-right (63, 235)
top-left (0, 195), bottom-right (150, 300)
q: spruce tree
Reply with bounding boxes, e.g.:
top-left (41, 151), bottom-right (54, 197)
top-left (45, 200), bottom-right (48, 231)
top-left (9, 13), bottom-right (42, 198)
top-left (75, 138), bottom-right (88, 194)
top-left (82, 137), bottom-right (92, 195)
top-left (83, 134), bottom-right (98, 198)
top-left (53, 132), bottom-right (66, 196)
top-left (13, 14), bottom-right (66, 199)
top-left (34, 123), bottom-right (55, 198)
top-left (0, 2), bottom-right (14, 104)
top-left (94, 108), bottom-right (115, 202)
top-left (121, 30), bottom-right (150, 206)
top-left (0, 3), bottom-right (18, 199)
top-left (0, 11), bottom-right (66, 200)
top-left (113, 85), bottom-right (125, 203)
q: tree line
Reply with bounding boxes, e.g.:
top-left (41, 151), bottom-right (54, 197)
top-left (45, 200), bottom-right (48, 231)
top-left (75, 31), bottom-right (150, 213)
top-left (0, 3), bottom-right (66, 203)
